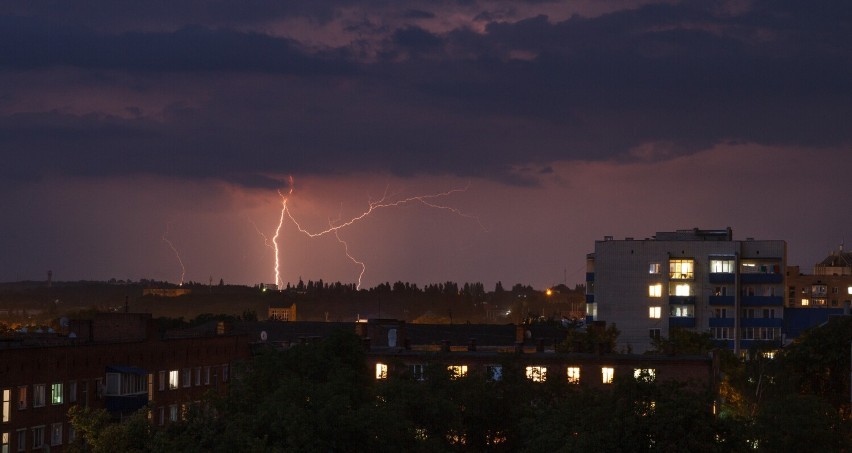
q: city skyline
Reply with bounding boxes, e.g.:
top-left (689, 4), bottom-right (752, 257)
top-left (2, 1), bottom-right (852, 288)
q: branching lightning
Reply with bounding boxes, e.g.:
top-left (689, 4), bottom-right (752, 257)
top-left (162, 223), bottom-right (186, 286)
top-left (259, 177), bottom-right (482, 289)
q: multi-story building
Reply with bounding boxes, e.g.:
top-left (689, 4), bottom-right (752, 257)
top-left (0, 313), bottom-right (249, 452)
top-left (786, 245), bottom-right (852, 309)
top-left (585, 228), bottom-right (786, 354)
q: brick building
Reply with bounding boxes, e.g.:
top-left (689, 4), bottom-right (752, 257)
top-left (0, 313), bottom-right (249, 452)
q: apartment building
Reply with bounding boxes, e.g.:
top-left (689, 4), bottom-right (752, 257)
top-left (0, 313), bottom-right (249, 452)
top-left (585, 228), bottom-right (786, 354)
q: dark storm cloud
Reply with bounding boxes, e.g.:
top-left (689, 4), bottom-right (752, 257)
top-left (2, 1), bottom-right (852, 187)
top-left (0, 16), bottom-right (352, 75)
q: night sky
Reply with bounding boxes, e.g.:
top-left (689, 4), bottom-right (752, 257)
top-left (2, 1), bottom-right (851, 289)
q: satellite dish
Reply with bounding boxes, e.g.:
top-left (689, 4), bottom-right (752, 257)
top-left (260, 331), bottom-right (268, 342)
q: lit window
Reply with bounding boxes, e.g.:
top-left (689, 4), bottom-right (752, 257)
top-left (648, 263), bottom-right (660, 274)
top-left (1, 432), bottom-right (8, 452)
top-left (671, 283), bottom-right (691, 296)
top-left (848, 286), bottom-right (852, 295)
top-left (648, 284), bottom-right (662, 298)
top-left (763, 351), bottom-right (775, 359)
top-left (32, 385), bottom-right (45, 408)
top-left (671, 305), bottom-right (693, 317)
top-left (50, 384), bottom-right (63, 405)
top-left (567, 367), bottom-right (580, 384)
top-left (448, 365), bottom-right (468, 379)
top-left (2, 389), bottom-right (9, 423)
top-left (601, 367), bottom-right (614, 384)
top-left (586, 303), bottom-right (597, 319)
top-left (648, 306), bottom-right (661, 319)
top-left (710, 259), bottom-right (734, 273)
top-left (801, 298), bottom-right (810, 306)
top-left (633, 368), bottom-right (656, 382)
top-left (669, 259), bottom-right (694, 280)
top-left (525, 366), bottom-right (547, 382)
top-left (375, 363), bottom-right (388, 380)
top-left (168, 371), bottom-right (179, 390)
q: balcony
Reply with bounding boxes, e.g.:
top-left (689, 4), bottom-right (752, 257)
top-left (740, 273), bottom-right (783, 284)
top-left (668, 296), bottom-right (696, 305)
top-left (740, 318), bottom-right (784, 328)
top-left (669, 317), bottom-right (696, 328)
top-left (709, 318), bottom-right (735, 328)
top-left (708, 273), bottom-right (735, 284)
top-left (741, 296), bottom-right (783, 306)
top-left (709, 296), bottom-right (734, 306)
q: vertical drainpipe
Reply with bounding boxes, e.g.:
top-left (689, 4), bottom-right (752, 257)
top-left (734, 246), bottom-right (741, 356)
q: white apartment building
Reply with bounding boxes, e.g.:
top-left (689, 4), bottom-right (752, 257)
top-left (585, 228), bottom-right (786, 354)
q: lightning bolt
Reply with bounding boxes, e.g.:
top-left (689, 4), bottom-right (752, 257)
top-left (260, 177), bottom-right (482, 290)
top-left (162, 223), bottom-right (186, 286)
top-left (270, 176), bottom-right (294, 289)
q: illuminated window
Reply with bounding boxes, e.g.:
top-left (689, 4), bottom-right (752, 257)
top-left (633, 368), bottom-right (656, 382)
top-left (32, 385), bottom-right (45, 408)
top-left (601, 367), bottom-right (614, 384)
top-left (168, 371), bottom-right (179, 390)
top-left (648, 306), bottom-right (661, 319)
top-left (567, 367), bottom-right (580, 384)
top-left (811, 285), bottom-right (827, 297)
top-left (375, 363), bottom-right (388, 380)
top-left (648, 263), bottom-right (660, 274)
top-left (763, 351), bottom-right (776, 359)
top-left (710, 259), bottom-right (734, 273)
top-left (848, 286), bottom-right (852, 295)
top-left (2, 389), bottom-right (9, 423)
top-left (2, 432), bottom-right (8, 453)
top-left (17, 387), bottom-right (26, 410)
top-left (50, 383), bottom-right (63, 405)
top-left (448, 365), bottom-right (468, 379)
top-left (671, 283), bottom-right (691, 296)
top-left (525, 366), bottom-right (547, 382)
top-left (801, 298), bottom-right (810, 306)
top-left (648, 284), bottom-right (662, 298)
top-left (586, 303), bottom-right (597, 319)
top-left (671, 305), bottom-right (693, 317)
top-left (669, 259), bottom-right (694, 280)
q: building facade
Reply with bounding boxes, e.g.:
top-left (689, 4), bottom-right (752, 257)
top-left (0, 313), bottom-right (249, 452)
top-left (586, 228), bottom-right (786, 354)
